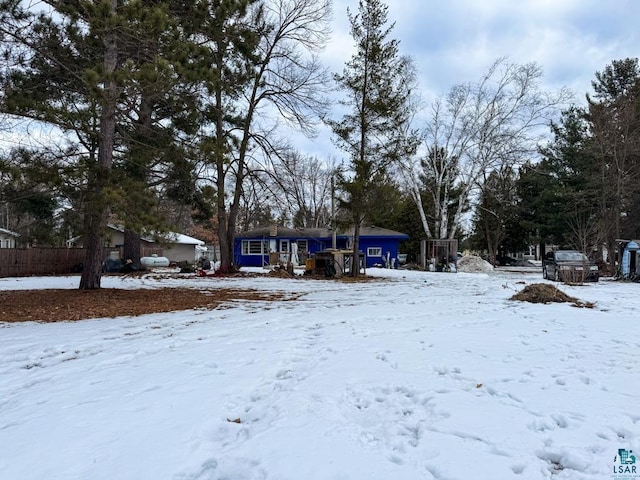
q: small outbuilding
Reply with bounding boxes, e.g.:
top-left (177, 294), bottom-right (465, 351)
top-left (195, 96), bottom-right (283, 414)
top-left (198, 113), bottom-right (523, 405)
top-left (617, 239), bottom-right (640, 280)
top-left (421, 238), bottom-right (459, 272)
top-left (159, 232), bottom-right (206, 263)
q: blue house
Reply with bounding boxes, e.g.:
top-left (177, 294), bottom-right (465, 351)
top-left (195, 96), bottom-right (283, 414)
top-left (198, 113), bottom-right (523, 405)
top-left (234, 225), bottom-right (409, 268)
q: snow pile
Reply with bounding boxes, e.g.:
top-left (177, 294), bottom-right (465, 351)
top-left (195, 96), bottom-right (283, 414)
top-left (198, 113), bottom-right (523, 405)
top-left (456, 254), bottom-right (494, 273)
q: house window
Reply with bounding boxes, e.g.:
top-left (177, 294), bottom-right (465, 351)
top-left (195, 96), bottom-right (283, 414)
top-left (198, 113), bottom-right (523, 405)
top-left (297, 239), bottom-right (308, 252)
top-left (367, 247), bottom-right (382, 257)
top-left (280, 239), bottom-right (289, 252)
top-left (242, 240), bottom-right (269, 255)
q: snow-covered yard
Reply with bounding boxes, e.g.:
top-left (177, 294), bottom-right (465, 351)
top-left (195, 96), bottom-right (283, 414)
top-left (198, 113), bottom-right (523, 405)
top-left (1, 268), bottom-right (638, 480)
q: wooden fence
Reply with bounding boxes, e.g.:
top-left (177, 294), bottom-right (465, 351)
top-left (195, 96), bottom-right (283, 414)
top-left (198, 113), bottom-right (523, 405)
top-left (0, 247), bottom-right (171, 278)
top-left (0, 247), bottom-right (162, 278)
top-left (0, 248), bottom-right (86, 277)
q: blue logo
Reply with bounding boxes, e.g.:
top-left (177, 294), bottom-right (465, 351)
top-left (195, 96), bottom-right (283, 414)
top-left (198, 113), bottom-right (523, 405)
top-left (613, 449), bottom-right (638, 479)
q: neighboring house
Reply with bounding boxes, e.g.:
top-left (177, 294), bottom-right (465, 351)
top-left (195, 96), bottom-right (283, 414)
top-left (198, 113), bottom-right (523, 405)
top-left (69, 225), bottom-right (205, 263)
top-left (234, 225), bottom-right (408, 268)
top-left (617, 239), bottom-right (639, 279)
top-left (0, 228), bottom-right (19, 248)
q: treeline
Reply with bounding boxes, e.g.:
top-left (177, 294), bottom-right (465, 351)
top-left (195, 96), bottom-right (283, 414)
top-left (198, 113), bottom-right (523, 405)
top-left (469, 59), bottom-right (640, 271)
top-left (0, 0), bottom-right (638, 287)
top-left (0, 0), bottom-right (333, 288)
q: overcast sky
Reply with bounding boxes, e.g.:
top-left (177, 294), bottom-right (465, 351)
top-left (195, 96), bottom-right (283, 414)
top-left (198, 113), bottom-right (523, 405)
top-left (2, 1), bottom-right (638, 163)
top-left (298, 0), bottom-right (640, 159)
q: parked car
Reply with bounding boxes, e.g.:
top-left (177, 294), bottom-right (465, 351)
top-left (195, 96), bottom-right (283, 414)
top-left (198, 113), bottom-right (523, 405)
top-left (543, 250), bottom-right (599, 282)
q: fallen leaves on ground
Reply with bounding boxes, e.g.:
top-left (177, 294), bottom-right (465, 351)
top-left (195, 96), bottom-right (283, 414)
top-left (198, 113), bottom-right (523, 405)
top-left (0, 286), bottom-right (291, 323)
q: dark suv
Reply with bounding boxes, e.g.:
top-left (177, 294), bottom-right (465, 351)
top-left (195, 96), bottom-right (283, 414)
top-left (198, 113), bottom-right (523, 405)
top-left (543, 250), bottom-right (599, 282)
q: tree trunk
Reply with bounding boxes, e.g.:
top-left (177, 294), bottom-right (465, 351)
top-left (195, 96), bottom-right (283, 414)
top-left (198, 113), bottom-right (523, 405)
top-left (79, 0), bottom-right (118, 290)
top-left (351, 219), bottom-right (361, 278)
top-left (485, 223), bottom-right (496, 266)
top-left (80, 211), bottom-right (108, 289)
top-left (408, 177), bottom-right (432, 238)
top-left (123, 229), bottom-right (141, 265)
top-left (216, 205), bottom-right (231, 272)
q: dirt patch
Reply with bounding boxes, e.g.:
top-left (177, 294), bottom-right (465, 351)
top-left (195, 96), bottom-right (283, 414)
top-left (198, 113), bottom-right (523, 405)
top-left (0, 270), bottom-right (385, 323)
top-left (0, 287), bottom-right (292, 323)
top-left (510, 283), bottom-right (595, 308)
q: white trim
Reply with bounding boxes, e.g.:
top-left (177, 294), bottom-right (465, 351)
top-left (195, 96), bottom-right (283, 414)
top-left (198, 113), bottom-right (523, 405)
top-left (242, 239), bottom-right (269, 255)
top-left (0, 228), bottom-right (19, 237)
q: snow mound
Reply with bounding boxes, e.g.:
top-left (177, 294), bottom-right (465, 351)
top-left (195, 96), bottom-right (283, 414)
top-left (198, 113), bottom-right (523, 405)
top-left (456, 255), bottom-right (494, 273)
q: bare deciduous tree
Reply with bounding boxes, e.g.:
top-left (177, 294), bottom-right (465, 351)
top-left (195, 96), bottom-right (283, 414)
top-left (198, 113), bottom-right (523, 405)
top-left (265, 151), bottom-right (334, 228)
top-left (200, 0), bottom-right (332, 272)
top-left (403, 58), bottom-right (571, 240)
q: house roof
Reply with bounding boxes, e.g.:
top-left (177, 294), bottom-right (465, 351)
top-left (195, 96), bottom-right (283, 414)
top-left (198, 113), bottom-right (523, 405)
top-left (104, 225), bottom-right (205, 245)
top-left (237, 225), bottom-right (408, 240)
top-left (617, 239), bottom-right (640, 250)
top-left (65, 226), bottom-right (205, 247)
top-left (0, 228), bottom-right (20, 237)
top-left (162, 232), bottom-right (205, 246)
top-left (358, 226), bottom-right (409, 238)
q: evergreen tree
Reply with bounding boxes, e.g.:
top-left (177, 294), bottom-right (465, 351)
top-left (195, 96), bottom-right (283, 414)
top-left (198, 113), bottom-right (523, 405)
top-left (586, 58), bottom-right (640, 269)
top-left (516, 107), bottom-right (601, 256)
top-left (0, 1), bottom-right (210, 287)
top-left (0, 148), bottom-right (62, 245)
top-left (1, 0), bottom-right (123, 288)
top-left (471, 167), bottom-right (523, 265)
top-left (329, 0), bottom-right (417, 277)
top-left (365, 181), bottom-right (423, 262)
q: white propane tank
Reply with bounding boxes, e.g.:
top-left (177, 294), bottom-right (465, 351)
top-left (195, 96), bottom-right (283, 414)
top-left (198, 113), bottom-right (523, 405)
top-left (140, 254), bottom-right (170, 268)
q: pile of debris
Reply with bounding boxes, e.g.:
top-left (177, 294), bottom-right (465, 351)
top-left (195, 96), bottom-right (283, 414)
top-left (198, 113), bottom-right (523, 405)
top-left (266, 267), bottom-right (296, 278)
top-left (511, 283), bottom-right (577, 304)
top-left (510, 283), bottom-right (595, 308)
top-left (456, 255), bottom-right (494, 273)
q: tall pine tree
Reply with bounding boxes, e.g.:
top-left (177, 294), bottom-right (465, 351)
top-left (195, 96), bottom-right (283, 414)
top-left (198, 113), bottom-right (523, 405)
top-left (1, 1), bottom-right (218, 287)
top-left (330, 0), bottom-right (417, 277)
